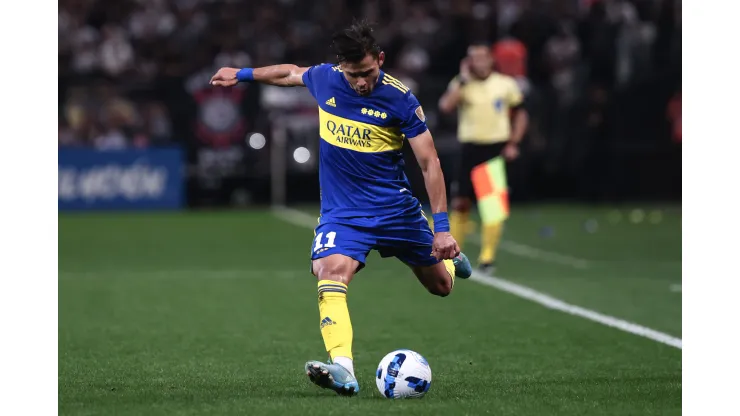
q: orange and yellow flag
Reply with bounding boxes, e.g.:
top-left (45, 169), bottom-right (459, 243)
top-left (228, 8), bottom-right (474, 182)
top-left (471, 157), bottom-right (509, 225)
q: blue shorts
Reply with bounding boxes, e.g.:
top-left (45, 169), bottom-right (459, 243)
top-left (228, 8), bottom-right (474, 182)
top-left (310, 212), bottom-right (440, 272)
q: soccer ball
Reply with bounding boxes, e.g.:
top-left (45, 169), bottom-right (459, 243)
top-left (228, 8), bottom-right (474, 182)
top-left (375, 349), bottom-right (432, 399)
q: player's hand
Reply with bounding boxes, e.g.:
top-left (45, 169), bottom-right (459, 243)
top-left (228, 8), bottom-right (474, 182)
top-left (210, 67), bottom-right (239, 87)
top-left (459, 58), bottom-right (472, 83)
top-left (503, 142), bottom-right (520, 161)
top-left (432, 232), bottom-right (461, 261)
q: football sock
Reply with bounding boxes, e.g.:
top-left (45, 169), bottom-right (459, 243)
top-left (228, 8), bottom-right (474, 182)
top-left (450, 210), bottom-right (469, 250)
top-left (479, 222), bottom-right (504, 265)
top-left (317, 280), bottom-right (353, 364)
top-left (443, 258), bottom-right (456, 289)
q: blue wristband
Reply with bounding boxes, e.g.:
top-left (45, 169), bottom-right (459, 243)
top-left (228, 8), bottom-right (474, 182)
top-left (432, 212), bottom-right (450, 233)
top-left (236, 68), bottom-right (254, 82)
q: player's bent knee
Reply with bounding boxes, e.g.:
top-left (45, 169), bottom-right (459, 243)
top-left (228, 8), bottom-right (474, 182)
top-left (428, 278), bottom-right (453, 297)
top-left (429, 284), bottom-right (452, 297)
top-left (412, 264), bottom-right (453, 297)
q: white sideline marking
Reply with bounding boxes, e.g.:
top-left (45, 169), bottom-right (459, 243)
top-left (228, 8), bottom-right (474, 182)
top-left (273, 206), bottom-right (590, 269)
top-left (474, 235), bottom-right (590, 269)
top-left (272, 206), bottom-right (320, 228)
top-left (469, 272), bottom-right (682, 349)
top-left (272, 206), bottom-right (682, 350)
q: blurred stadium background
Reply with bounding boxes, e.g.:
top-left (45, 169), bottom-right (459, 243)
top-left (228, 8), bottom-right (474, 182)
top-left (58, 0), bottom-right (682, 414)
top-left (58, 0), bottom-right (681, 207)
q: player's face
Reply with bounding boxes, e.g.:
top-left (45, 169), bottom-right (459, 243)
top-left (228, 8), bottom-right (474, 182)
top-left (467, 46), bottom-right (493, 78)
top-left (341, 52), bottom-right (385, 96)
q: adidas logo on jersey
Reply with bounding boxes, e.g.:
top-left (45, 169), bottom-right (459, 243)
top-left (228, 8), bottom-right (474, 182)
top-left (326, 97), bottom-right (337, 107)
top-left (320, 316), bottom-right (336, 328)
top-left (382, 74), bottom-right (410, 93)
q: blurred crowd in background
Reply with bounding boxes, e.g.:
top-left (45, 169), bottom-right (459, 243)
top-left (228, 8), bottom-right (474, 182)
top-left (58, 0), bottom-right (682, 203)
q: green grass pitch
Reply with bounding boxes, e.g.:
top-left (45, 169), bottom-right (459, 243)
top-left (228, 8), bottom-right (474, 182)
top-left (59, 205), bottom-right (681, 415)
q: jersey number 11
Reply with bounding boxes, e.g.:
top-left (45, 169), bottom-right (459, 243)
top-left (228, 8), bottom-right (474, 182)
top-left (314, 232), bottom-right (337, 252)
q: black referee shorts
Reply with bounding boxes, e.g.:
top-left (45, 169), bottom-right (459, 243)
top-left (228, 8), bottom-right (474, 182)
top-left (452, 142), bottom-right (508, 200)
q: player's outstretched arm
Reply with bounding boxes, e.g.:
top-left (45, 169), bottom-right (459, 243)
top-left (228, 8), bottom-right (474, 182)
top-left (408, 130), bottom-right (460, 260)
top-left (210, 65), bottom-right (309, 88)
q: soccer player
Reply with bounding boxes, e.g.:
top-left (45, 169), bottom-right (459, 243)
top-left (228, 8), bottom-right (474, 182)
top-left (210, 22), bottom-right (472, 396)
top-left (438, 43), bottom-right (528, 275)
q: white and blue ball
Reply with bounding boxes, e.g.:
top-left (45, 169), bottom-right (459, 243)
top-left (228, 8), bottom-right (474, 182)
top-left (375, 349), bottom-right (432, 399)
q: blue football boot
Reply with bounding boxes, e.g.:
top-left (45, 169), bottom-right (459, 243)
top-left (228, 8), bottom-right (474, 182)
top-left (305, 360), bottom-right (359, 396)
top-left (453, 252), bottom-right (473, 279)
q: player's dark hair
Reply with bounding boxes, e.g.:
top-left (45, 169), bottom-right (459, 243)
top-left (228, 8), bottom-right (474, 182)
top-left (332, 20), bottom-right (381, 63)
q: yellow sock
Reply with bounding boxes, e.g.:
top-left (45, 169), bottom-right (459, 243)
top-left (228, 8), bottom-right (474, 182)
top-left (450, 211), bottom-right (469, 250)
top-left (317, 280), bottom-right (353, 361)
top-left (443, 259), bottom-right (455, 289)
top-left (479, 222), bottom-right (504, 264)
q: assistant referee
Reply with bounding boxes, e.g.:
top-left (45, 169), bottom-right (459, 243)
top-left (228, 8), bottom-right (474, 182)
top-left (438, 42), bottom-right (528, 274)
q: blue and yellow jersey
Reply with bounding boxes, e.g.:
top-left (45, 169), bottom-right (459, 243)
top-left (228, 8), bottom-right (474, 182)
top-left (302, 64), bottom-right (429, 220)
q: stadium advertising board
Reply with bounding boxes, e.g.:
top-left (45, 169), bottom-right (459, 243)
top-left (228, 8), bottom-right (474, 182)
top-left (58, 148), bottom-right (184, 211)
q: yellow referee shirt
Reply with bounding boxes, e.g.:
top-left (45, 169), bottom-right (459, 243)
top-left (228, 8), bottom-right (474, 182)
top-left (449, 73), bottom-right (523, 144)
